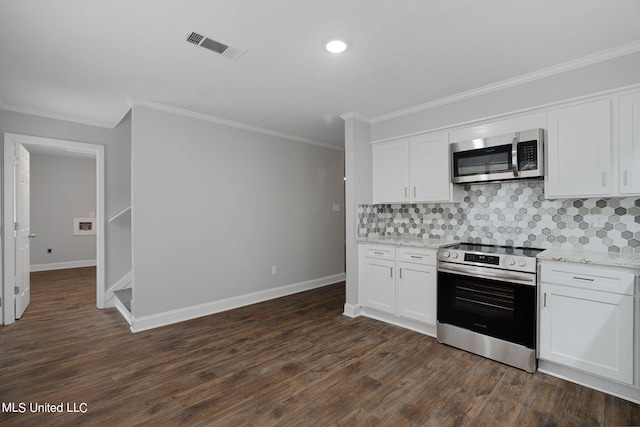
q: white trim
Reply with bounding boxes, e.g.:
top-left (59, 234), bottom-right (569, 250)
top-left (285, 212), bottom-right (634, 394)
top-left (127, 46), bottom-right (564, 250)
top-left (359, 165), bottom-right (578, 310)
top-left (340, 111), bottom-right (371, 123)
top-left (371, 40), bottom-right (640, 124)
top-left (2, 133), bottom-right (106, 325)
top-left (115, 298), bottom-right (133, 326)
top-left (129, 97), bottom-right (344, 151)
top-left (30, 260), bottom-right (97, 272)
top-left (370, 82), bottom-right (640, 144)
top-left (342, 303), bottom-right (361, 318)
top-left (104, 271), bottom-right (133, 308)
top-left (129, 273), bottom-right (345, 333)
top-left (538, 360), bottom-right (640, 405)
top-left (358, 307), bottom-right (437, 338)
top-left (0, 103), bottom-right (120, 129)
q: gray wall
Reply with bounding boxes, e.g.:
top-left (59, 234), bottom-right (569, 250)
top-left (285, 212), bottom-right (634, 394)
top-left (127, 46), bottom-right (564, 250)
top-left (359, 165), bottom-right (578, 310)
top-left (131, 105), bottom-right (345, 318)
top-left (30, 154), bottom-right (96, 266)
top-left (371, 51), bottom-right (640, 141)
top-left (0, 109), bottom-right (132, 292)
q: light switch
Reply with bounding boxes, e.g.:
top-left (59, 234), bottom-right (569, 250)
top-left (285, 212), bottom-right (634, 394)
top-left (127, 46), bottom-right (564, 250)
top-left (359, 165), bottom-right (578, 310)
top-left (333, 204), bottom-right (340, 212)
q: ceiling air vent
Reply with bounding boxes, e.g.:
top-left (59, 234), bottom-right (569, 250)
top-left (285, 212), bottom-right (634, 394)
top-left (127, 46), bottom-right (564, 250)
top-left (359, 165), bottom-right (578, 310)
top-left (185, 31), bottom-right (246, 61)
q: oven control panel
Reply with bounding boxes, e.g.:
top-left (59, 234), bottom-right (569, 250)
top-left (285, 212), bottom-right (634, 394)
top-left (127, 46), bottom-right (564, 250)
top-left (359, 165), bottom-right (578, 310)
top-left (438, 249), bottom-right (537, 273)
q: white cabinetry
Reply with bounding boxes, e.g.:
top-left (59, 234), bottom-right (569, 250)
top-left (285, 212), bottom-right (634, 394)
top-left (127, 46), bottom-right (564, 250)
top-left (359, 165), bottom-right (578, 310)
top-left (372, 139), bottom-right (410, 203)
top-left (539, 261), bottom-right (636, 385)
top-left (546, 100), bottom-right (612, 198)
top-left (619, 91), bottom-right (640, 195)
top-left (373, 132), bottom-right (459, 204)
top-left (359, 244), bottom-right (438, 334)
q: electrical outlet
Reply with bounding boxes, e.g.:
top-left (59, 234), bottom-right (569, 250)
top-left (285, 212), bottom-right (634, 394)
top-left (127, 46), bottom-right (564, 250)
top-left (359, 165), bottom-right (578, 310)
top-left (332, 204), bottom-right (340, 212)
top-left (271, 265), bottom-right (277, 275)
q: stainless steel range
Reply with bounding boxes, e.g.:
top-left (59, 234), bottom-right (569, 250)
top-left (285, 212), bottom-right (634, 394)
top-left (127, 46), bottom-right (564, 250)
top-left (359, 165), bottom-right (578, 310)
top-left (437, 243), bottom-right (543, 373)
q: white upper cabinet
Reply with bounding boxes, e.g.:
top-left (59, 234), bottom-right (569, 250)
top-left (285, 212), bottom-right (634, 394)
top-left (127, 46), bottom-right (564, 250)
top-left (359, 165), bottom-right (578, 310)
top-left (373, 138), bottom-right (410, 203)
top-left (545, 99), bottom-right (612, 198)
top-left (373, 132), bottom-right (459, 204)
top-left (619, 91), bottom-right (640, 195)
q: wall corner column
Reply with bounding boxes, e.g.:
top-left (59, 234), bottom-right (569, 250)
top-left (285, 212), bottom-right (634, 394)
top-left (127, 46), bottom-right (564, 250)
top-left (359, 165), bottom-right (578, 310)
top-left (341, 112), bottom-right (372, 315)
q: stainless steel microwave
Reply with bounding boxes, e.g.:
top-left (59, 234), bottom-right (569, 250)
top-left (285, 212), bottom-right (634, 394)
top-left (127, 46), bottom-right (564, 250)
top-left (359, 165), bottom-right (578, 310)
top-left (450, 128), bottom-right (544, 184)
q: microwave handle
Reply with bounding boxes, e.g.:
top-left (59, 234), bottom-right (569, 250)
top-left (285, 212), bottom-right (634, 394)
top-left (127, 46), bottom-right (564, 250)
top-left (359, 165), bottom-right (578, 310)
top-left (511, 136), bottom-right (519, 177)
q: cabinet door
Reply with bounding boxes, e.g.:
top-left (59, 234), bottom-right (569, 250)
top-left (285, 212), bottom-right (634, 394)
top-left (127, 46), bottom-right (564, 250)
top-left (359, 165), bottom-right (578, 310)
top-left (619, 92), bottom-right (640, 195)
top-left (362, 257), bottom-right (396, 314)
top-left (546, 100), bottom-right (612, 198)
top-left (410, 132), bottom-right (452, 202)
top-left (373, 139), bottom-right (410, 203)
top-left (397, 262), bottom-right (437, 325)
top-left (539, 283), bottom-right (634, 384)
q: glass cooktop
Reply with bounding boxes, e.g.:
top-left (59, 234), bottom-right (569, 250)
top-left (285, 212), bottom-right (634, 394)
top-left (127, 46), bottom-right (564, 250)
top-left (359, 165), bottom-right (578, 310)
top-left (450, 243), bottom-right (544, 258)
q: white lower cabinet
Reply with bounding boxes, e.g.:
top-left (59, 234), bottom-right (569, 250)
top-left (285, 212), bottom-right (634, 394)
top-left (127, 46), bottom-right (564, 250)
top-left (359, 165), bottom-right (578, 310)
top-left (539, 261), bottom-right (636, 385)
top-left (359, 244), bottom-right (437, 331)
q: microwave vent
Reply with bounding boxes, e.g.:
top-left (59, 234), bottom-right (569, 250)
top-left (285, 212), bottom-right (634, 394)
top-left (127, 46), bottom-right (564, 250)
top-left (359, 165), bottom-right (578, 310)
top-left (184, 31), bottom-right (246, 61)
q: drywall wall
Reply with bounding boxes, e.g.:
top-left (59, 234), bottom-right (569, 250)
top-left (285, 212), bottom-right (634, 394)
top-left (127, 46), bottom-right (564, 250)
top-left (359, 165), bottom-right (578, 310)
top-left (0, 109), bottom-right (132, 291)
top-left (30, 153), bottom-right (96, 268)
top-left (131, 105), bottom-right (345, 319)
top-left (371, 51), bottom-right (640, 141)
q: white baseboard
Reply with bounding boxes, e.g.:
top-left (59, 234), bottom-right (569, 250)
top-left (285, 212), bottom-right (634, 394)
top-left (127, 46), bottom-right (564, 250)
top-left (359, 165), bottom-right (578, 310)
top-left (130, 272), bottom-right (346, 333)
top-left (30, 259), bottom-right (97, 272)
top-left (114, 298), bottom-right (133, 326)
top-left (105, 271), bottom-right (133, 308)
top-left (358, 307), bottom-right (437, 338)
top-left (343, 303), bottom-right (361, 318)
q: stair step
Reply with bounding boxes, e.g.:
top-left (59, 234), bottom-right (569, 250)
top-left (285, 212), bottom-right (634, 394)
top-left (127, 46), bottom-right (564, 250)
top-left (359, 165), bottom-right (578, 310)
top-left (114, 288), bottom-right (132, 312)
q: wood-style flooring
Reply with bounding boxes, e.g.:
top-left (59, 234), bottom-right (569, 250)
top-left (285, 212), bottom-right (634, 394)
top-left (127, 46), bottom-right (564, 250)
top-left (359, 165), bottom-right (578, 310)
top-left (0, 267), bottom-right (639, 426)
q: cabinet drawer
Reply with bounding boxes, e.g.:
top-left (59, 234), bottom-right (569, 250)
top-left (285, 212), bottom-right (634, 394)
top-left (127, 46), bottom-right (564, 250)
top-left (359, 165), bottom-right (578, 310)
top-left (363, 245), bottom-right (395, 260)
top-left (397, 248), bottom-right (436, 266)
top-left (540, 262), bottom-right (635, 295)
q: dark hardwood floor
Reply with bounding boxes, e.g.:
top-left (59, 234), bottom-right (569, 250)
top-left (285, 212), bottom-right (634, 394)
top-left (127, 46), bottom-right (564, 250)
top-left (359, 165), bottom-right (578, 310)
top-left (1, 267), bottom-right (639, 426)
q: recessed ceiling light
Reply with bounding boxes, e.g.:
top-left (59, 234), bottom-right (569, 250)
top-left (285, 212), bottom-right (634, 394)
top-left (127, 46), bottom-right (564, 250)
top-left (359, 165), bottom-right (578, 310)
top-left (325, 39), bottom-right (347, 53)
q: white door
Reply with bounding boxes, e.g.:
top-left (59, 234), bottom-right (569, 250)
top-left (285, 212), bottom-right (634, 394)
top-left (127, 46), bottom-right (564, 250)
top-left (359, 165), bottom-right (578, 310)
top-left (545, 99), bottom-right (612, 198)
top-left (410, 132), bottom-right (451, 202)
top-left (372, 139), bottom-right (410, 204)
top-left (15, 143), bottom-right (31, 318)
top-left (397, 262), bottom-right (437, 324)
top-left (619, 91), bottom-right (640, 195)
top-left (362, 257), bottom-right (396, 314)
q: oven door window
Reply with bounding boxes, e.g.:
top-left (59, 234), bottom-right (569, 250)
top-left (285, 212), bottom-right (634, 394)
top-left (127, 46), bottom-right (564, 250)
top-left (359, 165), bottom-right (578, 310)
top-left (438, 272), bottom-right (536, 348)
top-left (453, 144), bottom-right (512, 177)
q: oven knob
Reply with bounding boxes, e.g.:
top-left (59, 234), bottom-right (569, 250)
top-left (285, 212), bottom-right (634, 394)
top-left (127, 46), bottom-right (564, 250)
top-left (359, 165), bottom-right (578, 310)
top-left (507, 257), bottom-right (516, 266)
top-left (519, 259), bottom-right (527, 267)
top-left (442, 251), bottom-right (450, 258)
top-left (450, 252), bottom-right (459, 259)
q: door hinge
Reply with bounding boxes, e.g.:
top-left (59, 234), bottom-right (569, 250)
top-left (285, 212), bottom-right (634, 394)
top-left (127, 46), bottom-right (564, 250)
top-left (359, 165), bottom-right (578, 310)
top-left (14, 286), bottom-right (19, 295)
top-left (14, 222), bottom-right (18, 231)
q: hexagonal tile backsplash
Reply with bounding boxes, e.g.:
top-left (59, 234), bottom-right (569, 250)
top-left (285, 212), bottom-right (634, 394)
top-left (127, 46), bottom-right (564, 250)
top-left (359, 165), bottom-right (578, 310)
top-left (358, 182), bottom-right (640, 254)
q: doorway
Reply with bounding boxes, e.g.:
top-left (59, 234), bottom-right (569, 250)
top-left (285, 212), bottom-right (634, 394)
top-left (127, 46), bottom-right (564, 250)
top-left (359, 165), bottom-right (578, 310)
top-left (2, 133), bottom-right (105, 325)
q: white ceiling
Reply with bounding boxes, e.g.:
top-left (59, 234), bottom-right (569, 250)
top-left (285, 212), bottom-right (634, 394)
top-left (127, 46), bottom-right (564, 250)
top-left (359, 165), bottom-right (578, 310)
top-left (1, 0), bottom-right (640, 147)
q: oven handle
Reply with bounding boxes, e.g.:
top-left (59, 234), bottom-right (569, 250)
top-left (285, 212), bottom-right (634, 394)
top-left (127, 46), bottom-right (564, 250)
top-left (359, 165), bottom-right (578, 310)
top-left (438, 263), bottom-right (536, 287)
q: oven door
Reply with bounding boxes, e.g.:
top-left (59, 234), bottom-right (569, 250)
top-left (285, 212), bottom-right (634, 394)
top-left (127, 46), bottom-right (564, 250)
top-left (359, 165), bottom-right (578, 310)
top-left (437, 268), bottom-right (536, 349)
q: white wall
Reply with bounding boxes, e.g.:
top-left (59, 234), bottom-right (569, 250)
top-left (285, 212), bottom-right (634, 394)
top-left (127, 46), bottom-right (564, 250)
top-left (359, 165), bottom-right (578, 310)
top-left (0, 109), bottom-right (132, 292)
top-left (131, 105), bottom-right (345, 318)
top-left (30, 153), bottom-right (96, 268)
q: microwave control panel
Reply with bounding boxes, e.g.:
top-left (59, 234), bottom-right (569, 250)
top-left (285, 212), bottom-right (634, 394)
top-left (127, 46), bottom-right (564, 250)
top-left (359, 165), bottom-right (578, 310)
top-left (517, 140), bottom-right (538, 171)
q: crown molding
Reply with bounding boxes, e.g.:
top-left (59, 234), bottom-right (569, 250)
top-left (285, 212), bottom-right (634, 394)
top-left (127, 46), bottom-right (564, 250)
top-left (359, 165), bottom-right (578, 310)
top-left (340, 111), bottom-right (371, 123)
top-left (371, 39), bottom-right (640, 124)
top-left (128, 98), bottom-right (344, 151)
top-left (0, 100), bottom-right (119, 129)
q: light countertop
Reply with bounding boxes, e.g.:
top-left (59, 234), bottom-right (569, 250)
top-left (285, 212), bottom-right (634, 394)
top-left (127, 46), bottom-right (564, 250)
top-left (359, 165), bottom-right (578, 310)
top-left (537, 248), bottom-right (640, 270)
top-left (357, 235), bottom-right (459, 249)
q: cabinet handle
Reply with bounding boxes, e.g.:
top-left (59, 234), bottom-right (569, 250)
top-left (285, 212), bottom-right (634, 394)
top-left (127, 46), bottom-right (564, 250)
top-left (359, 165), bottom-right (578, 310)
top-left (390, 267), bottom-right (393, 278)
top-left (624, 170), bottom-right (629, 186)
top-left (544, 293), bottom-right (547, 307)
top-left (413, 186), bottom-right (416, 197)
top-left (404, 187), bottom-right (408, 197)
top-left (411, 256), bottom-right (422, 259)
top-left (602, 172), bottom-right (606, 187)
top-left (400, 268), bottom-right (403, 279)
top-left (374, 251), bottom-right (384, 255)
top-left (573, 276), bottom-right (594, 282)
